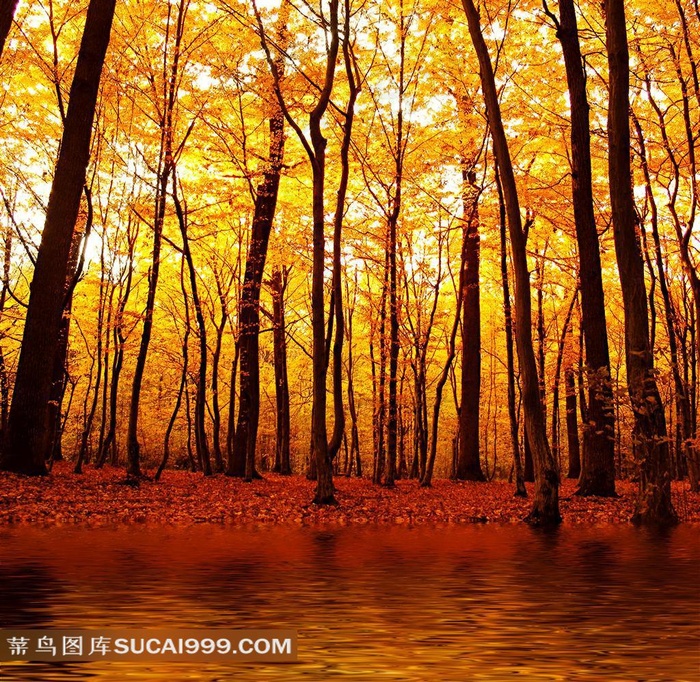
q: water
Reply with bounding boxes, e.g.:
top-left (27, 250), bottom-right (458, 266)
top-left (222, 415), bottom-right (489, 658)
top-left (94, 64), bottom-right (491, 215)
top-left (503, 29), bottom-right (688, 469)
top-left (0, 524), bottom-right (698, 680)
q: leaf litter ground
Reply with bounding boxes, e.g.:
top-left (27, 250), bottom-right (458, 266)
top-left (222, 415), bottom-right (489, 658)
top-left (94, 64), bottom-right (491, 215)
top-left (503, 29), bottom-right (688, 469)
top-left (1, 462), bottom-right (697, 525)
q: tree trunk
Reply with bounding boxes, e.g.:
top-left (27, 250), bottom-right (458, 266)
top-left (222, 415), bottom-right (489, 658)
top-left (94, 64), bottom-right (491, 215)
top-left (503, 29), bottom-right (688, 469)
top-left (565, 365), bottom-right (581, 478)
top-left (156, 258), bottom-right (190, 481)
top-left (632, 109), bottom-right (699, 492)
top-left (604, 0), bottom-right (676, 524)
top-left (97, 218), bottom-right (138, 467)
top-left (259, 0), bottom-right (341, 503)
top-left (1, 0), bottom-right (116, 475)
top-left (547, 0), bottom-right (617, 496)
top-left (456, 167), bottom-right (484, 481)
top-left (45, 226), bottom-right (84, 463)
top-left (0, 227), bottom-right (11, 445)
top-left (496, 168), bottom-right (526, 496)
top-left (126, 0), bottom-right (186, 480)
top-left (551, 288), bottom-right (577, 472)
top-left (230, 8), bottom-right (288, 479)
top-left (270, 266), bottom-right (291, 475)
top-left (462, 0), bottom-right (560, 524)
top-left (210, 270), bottom-right (229, 473)
top-left (173, 174), bottom-right (211, 476)
top-left (345, 271), bottom-right (361, 477)
top-left (0, 0), bottom-right (19, 59)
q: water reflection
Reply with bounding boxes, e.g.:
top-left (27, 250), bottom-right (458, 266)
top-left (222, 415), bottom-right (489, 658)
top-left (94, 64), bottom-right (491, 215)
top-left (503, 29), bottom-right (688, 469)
top-left (0, 525), bottom-right (698, 680)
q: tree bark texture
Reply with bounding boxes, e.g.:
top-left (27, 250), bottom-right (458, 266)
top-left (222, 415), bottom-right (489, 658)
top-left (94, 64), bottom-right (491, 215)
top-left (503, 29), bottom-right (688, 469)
top-left (1, 0), bottom-right (116, 475)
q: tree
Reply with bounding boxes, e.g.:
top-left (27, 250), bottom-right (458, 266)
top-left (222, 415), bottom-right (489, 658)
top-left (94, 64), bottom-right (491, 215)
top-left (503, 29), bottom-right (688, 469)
top-left (0, 0), bottom-right (19, 60)
top-left (604, 0), bottom-right (676, 524)
top-left (461, 0), bottom-right (561, 524)
top-left (543, 0), bottom-right (617, 497)
top-left (456, 165), bottom-right (485, 481)
top-left (229, 3), bottom-right (289, 480)
top-left (125, 0), bottom-right (189, 480)
top-left (257, 0), bottom-right (354, 503)
top-left (269, 265), bottom-right (291, 475)
top-left (0, 0), bottom-right (116, 475)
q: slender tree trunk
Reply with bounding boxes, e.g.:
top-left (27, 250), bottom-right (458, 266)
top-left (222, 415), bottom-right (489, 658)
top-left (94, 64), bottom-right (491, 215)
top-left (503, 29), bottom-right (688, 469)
top-left (496, 168), bottom-right (526, 496)
top-left (75, 215), bottom-right (107, 473)
top-left (156, 258), bottom-right (190, 481)
top-left (126, 0), bottom-right (186, 480)
top-left (422, 258), bottom-right (462, 487)
top-left (374, 256), bottom-right (388, 484)
top-left (0, 227), bottom-right (11, 443)
top-left (631, 111), bottom-right (699, 492)
top-left (270, 265), bottom-right (291, 475)
top-left (173, 174), bottom-right (211, 476)
top-left (565, 364), bottom-right (581, 478)
top-left (226, 342), bottom-right (240, 464)
top-left (551, 289), bottom-right (577, 471)
top-left (604, 0), bottom-right (676, 524)
top-left (210, 323), bottom-right (225, 472)
top-left (535, 249), bottom-right (547, 432)
top-left (260, 0), bottom-right (341, 503)
top-left (345, 271), bottom-right (361, 477)
top-left (1, 0), bottom-right (116, 475)
top-left (97, 220), bottom-right (137, 468)
top-left (462, 0), bottom-right (560, 524)
top-left (210, 272), bottom-right (228, 473)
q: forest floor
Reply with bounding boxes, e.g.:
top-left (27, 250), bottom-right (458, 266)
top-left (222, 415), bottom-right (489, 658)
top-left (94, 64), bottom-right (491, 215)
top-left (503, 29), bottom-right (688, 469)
top-left (0, 461), bottom-right (698, 525)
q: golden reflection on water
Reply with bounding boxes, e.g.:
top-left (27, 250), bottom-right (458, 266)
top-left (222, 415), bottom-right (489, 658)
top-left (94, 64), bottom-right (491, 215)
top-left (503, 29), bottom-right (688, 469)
top-left (0, 524), bottom-right (698, 681)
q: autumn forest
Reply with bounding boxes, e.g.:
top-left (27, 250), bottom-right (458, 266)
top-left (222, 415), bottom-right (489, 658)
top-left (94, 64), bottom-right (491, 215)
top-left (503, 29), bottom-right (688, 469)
top-left (0, 0), bottom-right (698, 528)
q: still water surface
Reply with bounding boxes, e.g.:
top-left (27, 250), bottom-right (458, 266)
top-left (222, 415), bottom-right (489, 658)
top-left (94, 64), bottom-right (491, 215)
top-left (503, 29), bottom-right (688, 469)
top-left (0, 524), bottom-right (698, 680)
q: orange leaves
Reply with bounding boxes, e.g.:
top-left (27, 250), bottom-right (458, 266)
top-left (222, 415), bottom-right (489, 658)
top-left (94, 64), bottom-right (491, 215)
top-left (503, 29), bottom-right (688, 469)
top-left (1, 462), bottom-right (698, 526)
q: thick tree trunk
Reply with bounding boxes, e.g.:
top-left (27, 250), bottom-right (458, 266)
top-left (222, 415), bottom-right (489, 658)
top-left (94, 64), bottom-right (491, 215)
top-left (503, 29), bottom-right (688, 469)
top-left (462, 0), bottom-right (560, 524)
top-left (548, 0), bottom-right (617, 496)
top-left (0, 0), bottom-right (19, 59)
top-left (230, 12), bottom-right (288, 480)
top-left (456, 168), bottom-right (484, 481)
top-left (604, 0), bottom-right (676, 524)
top-left (1, 0), bottom-right (116, 475)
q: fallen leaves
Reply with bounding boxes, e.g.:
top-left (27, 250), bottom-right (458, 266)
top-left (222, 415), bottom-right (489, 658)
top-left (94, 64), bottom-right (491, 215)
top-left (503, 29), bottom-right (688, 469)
top-left (0, 462), bottom-right (698, 526)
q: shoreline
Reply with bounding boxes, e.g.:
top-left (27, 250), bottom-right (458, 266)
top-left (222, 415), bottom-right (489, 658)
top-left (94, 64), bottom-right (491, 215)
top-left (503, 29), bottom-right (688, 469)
top-left (2, 462), bottom-right (698, 526)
